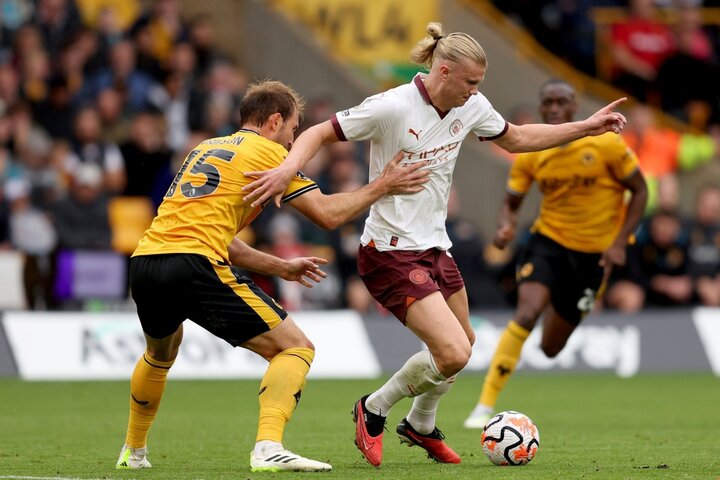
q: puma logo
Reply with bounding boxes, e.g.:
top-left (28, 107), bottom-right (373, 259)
top-left (131, 394), bottom-right (149, 406)
top-left (408, 128), bottom-right (422, 140)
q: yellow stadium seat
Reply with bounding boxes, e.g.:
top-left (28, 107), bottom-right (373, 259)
top-left (108, 196), bottom-right (155, 255)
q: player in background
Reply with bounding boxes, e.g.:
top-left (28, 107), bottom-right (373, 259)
top-left (463, 80), bottom-right (648, 429)
top-left (241, 23), bottom-right (629, 467)
top-left (115, 80), bottom-right (430, 473)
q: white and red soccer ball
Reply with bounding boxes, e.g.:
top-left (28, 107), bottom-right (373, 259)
top-left (481, 411), bottom-right (540, 466)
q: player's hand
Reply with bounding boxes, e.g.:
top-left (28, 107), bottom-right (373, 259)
top-left (585, 98), bottom-right (628, 136)
top-left (380, 151), bottom-right (431, 195)
top-left (493, 223), bottom-right (515, 249)
top-left (243, 164), bottom-right (296, 208)
top-left (281, 256), bottom-right (329, 287)
top-left (599, 243), bottom-right (626, 285)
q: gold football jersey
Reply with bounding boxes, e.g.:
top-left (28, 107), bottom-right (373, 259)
top-left (509, 133), bottom-right (639, 253)
top-left (134, 129), bottom-right (318, 262)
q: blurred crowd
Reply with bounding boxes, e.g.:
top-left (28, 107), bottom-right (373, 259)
top-left (0, 0), bottom-right (718, 315)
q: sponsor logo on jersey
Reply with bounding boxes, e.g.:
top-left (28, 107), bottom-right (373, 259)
top-left (409, 269), bottom-right (430, 285)
top-left (449, 119), bottom-right (463, 136)
top-left (390, 235), bottom-right (399, 247)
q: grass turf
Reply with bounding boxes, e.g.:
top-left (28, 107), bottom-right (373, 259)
top-left (0, 373), bottom-right (718, 479)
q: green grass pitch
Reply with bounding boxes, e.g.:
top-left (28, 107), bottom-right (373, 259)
top-left (1, 373), bottom-right (718, 479)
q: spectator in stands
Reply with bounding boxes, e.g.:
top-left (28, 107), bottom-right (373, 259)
top-left (676, 101), bottom-right (717, 172)
top-left (688, 184), bottom-right (720, 306)
top-left (49, 162), bottom-right (111, 250)
top-left (651, 5), bottom-right (719, 122)
top-left (188, 14), bottom-right (220, 78)
top-left (80, 39), bottom-right (159, 112)
top-left (119, 110), bottom-right (172, 207)
top-left (32, 0), bottom-right (82, 58)
top-left (64, 104), bottom-right (126, 193)
top-left (18, 48), bottom-right (50, 106)
top-left (10, 23), bottom-right (42, 70)
top-left (188, 59), bottom-right (245, 133)
top-left (607, 209), bottom-right (692, 311)
top-left (32, 74), bottom-right (74, 139)
top-left (6, 178), bottom-right (57, 309)
top-left (0, 0), bottom-right (32, 34)
top-left (96, 86), bottom-right (131, 142)
top-left (621, 104), bottom-right (680, 211)
top-left (0, 62), bottom-right (20, 109)
top-left (609, 0), bottom-right (675, 100)
top-left (132, 0), bottom-right (187, 66)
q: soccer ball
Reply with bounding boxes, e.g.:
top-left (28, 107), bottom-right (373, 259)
top-left (481, 410), bottom-right (540, 466)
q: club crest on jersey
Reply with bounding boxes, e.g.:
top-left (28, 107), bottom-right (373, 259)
top-left (390, 235), bottom-right (399, 247)
top-left (409, 269), bottom-right (430, 285)
top-left (517, 262), bottom-right (534, 281)
top-left (582, 153), bottom-right (595, 166)
top-left (449, 119), bottom-right (463, 136)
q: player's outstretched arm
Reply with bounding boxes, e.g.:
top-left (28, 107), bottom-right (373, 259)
top-left (243, 121), bottom-right (339, 208)
top-left (493, 98), bottom-right (628, 153)
top-left (289, 151), bottom-right (430, 230)
top-left (228, 237), bottom-right (328, 287)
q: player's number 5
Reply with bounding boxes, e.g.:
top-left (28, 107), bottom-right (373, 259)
top-left (166, 148), bottom-right (236, 198)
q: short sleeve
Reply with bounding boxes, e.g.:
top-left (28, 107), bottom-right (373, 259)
top-left (507, 153), bottom-right (535, 195)
top-left (605, 135), bottom-right (640, 181)
top-left (332, 91), bottom-right (398, 142)
top-left (282, 171), bottom-right (319, 203)
top-left (470, 94), bottom-right (508, 140)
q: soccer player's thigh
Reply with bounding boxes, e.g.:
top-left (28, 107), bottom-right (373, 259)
top-left (358, 247), bottom-right (467, 351)
top-left (406, 292), bottom-right (469, 355)
top-left (129, 255), bottom-right (190, 359)
top-left (188, 261), bottom-right (294, 354)
top-left (437, 251), bottom-right (473, 342)
top-left (546, 250), bottom-right (603, 344)
top-left (515, 247), bottom-right (554, 324)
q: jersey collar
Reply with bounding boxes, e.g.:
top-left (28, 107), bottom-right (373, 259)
top-left (413, 74), bottom-right (450, 119)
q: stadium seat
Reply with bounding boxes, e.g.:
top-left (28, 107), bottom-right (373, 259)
top-left (108, 196), bottom-right (154, 255)
top-left (0, 250), bottom-right (27, 309)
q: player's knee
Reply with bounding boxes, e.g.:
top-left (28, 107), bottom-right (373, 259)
top-left (146, 344), bottom-right (180, 363)
top-left (466, 329), bottom-right (476, 346)
top-left (514, 309), bottom-right (541, 330)
top-left (540, 341), bottom-right (565, 358)
top-left (435, 343), bottom-right (471, 376)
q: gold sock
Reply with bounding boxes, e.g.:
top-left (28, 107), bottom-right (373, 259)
top-left (479, 320), bottom-right (530, 409)
top-left (125, 352), bottom-right (174, 448)
top-left (256, 347), bottom-right (314, 443)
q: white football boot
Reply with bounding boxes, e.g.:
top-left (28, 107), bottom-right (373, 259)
top-left (463, 404), bottom-right (494, 430)
top-left (115, 444), bottom-right (152, 469)
top-left (250, 448), bottom-right (332, 472)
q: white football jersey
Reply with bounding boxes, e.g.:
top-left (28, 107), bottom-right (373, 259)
top-left (331, 74), bottom-right (507, 251)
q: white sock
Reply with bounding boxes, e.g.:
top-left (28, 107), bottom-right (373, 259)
top-left (366, 350), bottom-right (446, 416)
top-left (406, 375), bottom-right (456, 435)
top-left (254, 440), bottom-right (283, 456)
